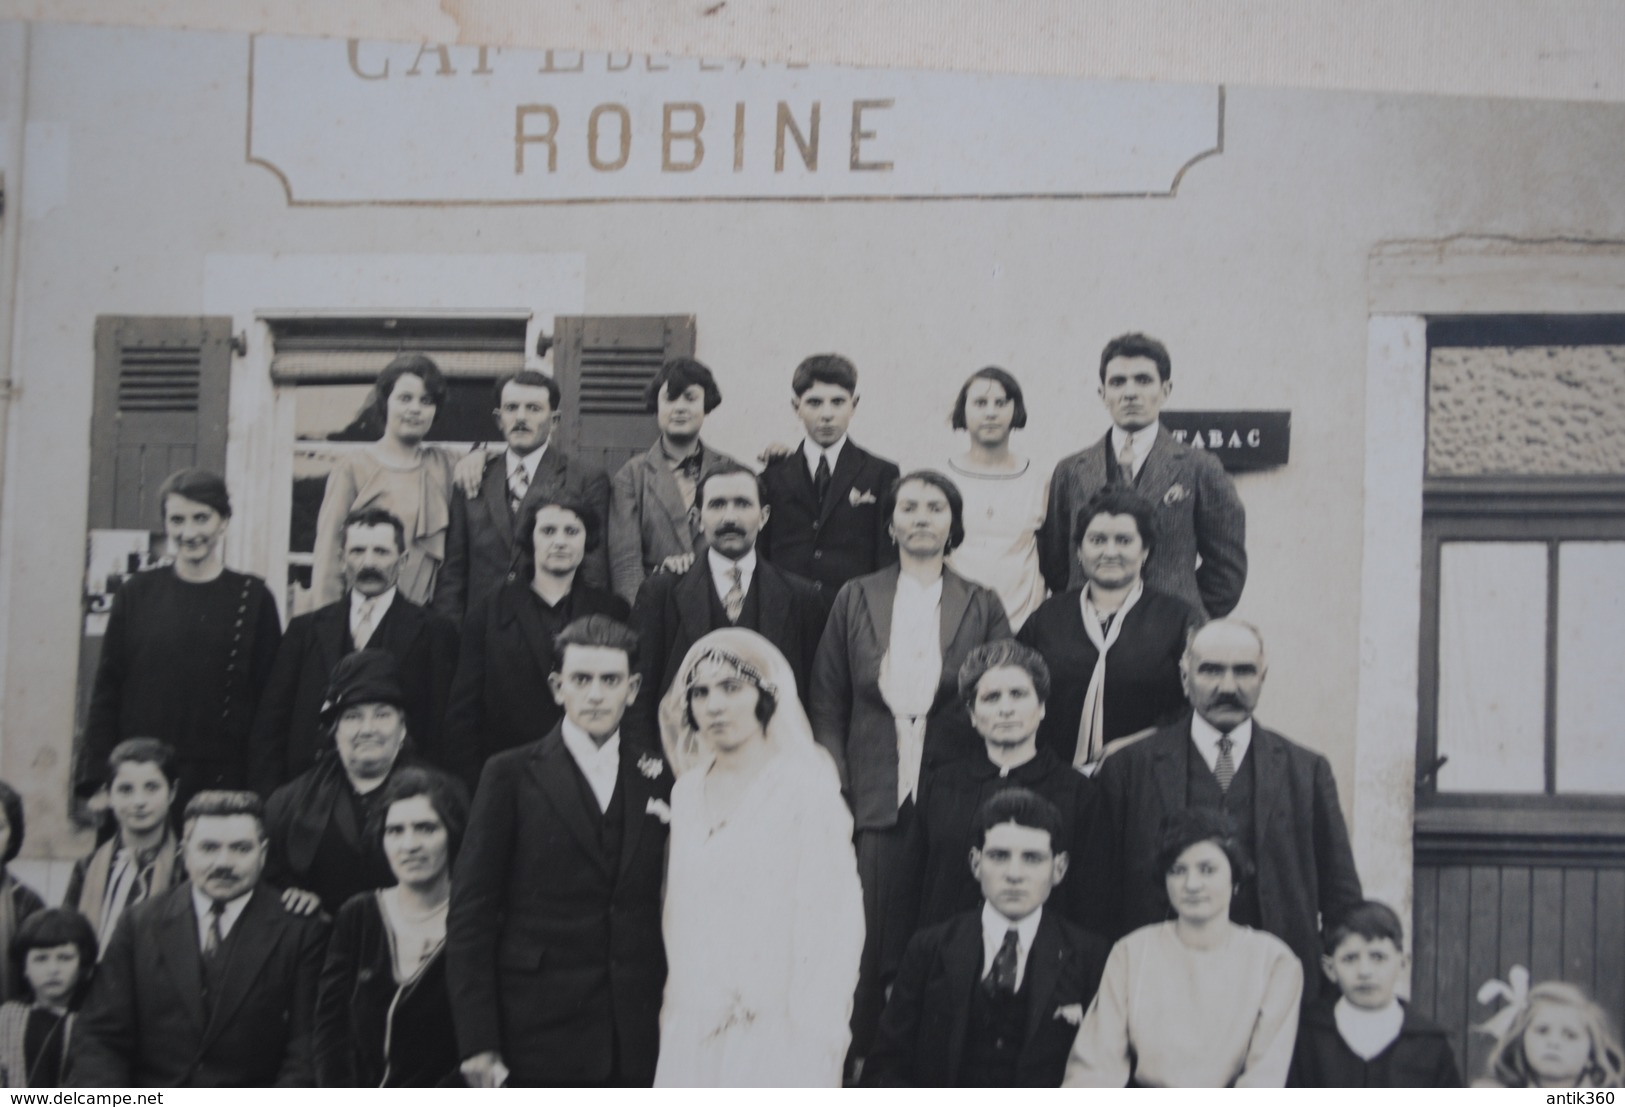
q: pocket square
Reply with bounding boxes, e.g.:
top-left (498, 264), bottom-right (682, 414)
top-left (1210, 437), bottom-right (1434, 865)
top-left (1162, 483), bottom-right (1188, 505)
top-left (850, 488), bottom-right (877, 507)
top-left (645, 797), bottom-right (672, 824)
top-left (637, 753), bottom-right (664, 779)
top-left (1054, 1003), bottom-right (1084, 1026)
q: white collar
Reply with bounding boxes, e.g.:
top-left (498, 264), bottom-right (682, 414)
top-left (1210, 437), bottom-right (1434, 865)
top-left (560, 719), bottom-right (621, 813)
top-left (895, 571), bottom-right (944, 604)
top-left (708, 547), bottom-right (757, 592)
top-left (1190, 713), bottom-right (1254, 773)
top-left (507, 443), bottom-right (548, 480)
top-left (1109, 422), bottom-right (1159, 472)
top-left (191, 884), bottom-right (254, 945)
top-left (1334, 996), bottom-right (1405, 1061)
top-left (350, 586), bottom-right (397, 622)
top-left (802, 435), bottom-right (848, 474)
top-left (980, 901), bottom-right (1043, 988)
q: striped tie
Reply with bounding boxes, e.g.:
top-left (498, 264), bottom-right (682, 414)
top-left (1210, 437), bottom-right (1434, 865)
top-left (508, 463), bottom-right (530, 515)
top-left (1214, 734), bottom-right (1236, 793)
top-left (723, 566), bottom-right (744, 623)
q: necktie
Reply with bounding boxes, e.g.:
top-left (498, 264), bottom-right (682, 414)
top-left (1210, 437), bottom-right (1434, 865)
top-left (1116, 434), bottom-right (1137, 485)
top-left (202, 900), bottom-right (226, 962)
top-left (986, 928), bottom-right (1020, 997)
top-left (353, 597), bottom-right (377, 650)
top-left (723, 565), bottom-right (744, 623)
top-left (813, 452), bottom-right (833, 505)
top-left (508, 462), bottom-right (530, 515)
top-left (1215, 734), bottom-right (1236, 793)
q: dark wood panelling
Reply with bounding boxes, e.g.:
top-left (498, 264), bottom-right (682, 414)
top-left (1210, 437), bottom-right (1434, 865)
top-left (1465, 867), bottom-right (1502, 1080)
top-left (1530, 868), bottom-right (1566, 985)
top-left (1595, 871), bottom-right (1625, 1026)
top-left (1412, 865), bottom-right (1438, 1016)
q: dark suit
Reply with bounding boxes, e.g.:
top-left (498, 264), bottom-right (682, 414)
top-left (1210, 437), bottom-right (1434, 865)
top-left (865, 909), bottom-right (1111, 1087)
top-left (66, 882), bottom-right (328, 1088)
top-left (1038, 426), bottom-right (1247, 617)
top-left (1289, 998), bottom-right (1463, 1088)
top-left (627, 552), bottom-right (825, 743)
top-left (608, 441), bottom-right (741, 604)
top-left (247, 592), bottom-right (459, 795)
top-left (444, 577), bottom-right (629, 786)
top-left (446, 724), bottom-right (671, 1086)
top-left (1085, 720), bottom-right (1363, 1001)
top-left (759, 440), bottom-right (900, 593)
top-left (433, 446), bottom-right (612, 622)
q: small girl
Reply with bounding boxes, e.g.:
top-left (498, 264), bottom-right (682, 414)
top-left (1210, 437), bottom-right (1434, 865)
top-left (1481, 981), bottom-right (1625, 1089)
top-left (0, 908), bottom-right (97, 1088)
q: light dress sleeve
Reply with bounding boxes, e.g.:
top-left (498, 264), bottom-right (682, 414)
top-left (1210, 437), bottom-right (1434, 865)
top-left (1061, 935), bottom-right (1135, 1088)
top-left (1235, 942), bottom-right (1304, 1087)
top-left (312, 452), bottom-right (361, 608)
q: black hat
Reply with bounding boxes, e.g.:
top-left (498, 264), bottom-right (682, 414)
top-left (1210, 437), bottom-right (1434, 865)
top-left (320, 649), bottom-right (406, 725)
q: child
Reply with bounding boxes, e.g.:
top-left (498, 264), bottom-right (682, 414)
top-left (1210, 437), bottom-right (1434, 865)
top-left (864, 787), bottom-right (1111, 1087)
top-left (757, 354), bottom-right (901, 593)
top-left (63, 739), bottom-right (184, 951)
top-left (1289, 900), bottom-right (1461, 1087)
top-left (0, 908), bottom-right (98, 1087)
top-left (0, 781), bottom-right (45, 1004)
top-left (1479, 981), bottom-right (1625, 1089)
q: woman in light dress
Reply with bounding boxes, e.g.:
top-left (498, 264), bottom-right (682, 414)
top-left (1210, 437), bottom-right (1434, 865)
top-left (311, 353), bottom-right (456, 607)
top-left (944, 367), bottom-right (1049, 631)
top-left (654, 628), bottom-right (865, 1087)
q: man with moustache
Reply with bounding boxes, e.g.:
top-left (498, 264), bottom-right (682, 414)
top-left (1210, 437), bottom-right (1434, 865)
top-left (449, 616), bottom-right (671, 1087)
top-left (248, 508), bottom-right (458, 793)
top-left (608, 357), bottom-right (741, 604)
top-left (67, 790), bottom-right (329, 1087)
top-left (628, 464), bottom-right (826, 741)
top-left (436, 371), bottom-right (613, 619)
top-left (1084, 619), bottom-right (1363, 1001)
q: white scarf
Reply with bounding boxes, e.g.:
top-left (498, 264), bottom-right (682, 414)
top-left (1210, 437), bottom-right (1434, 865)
top-left (1074, 581), bottom-right (1144, 772)
top-left (881, 574), bottom-right (944, 808)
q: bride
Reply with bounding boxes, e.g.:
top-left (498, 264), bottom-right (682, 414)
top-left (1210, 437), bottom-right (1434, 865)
top-left (654, 628), bottom-right (865, 1087)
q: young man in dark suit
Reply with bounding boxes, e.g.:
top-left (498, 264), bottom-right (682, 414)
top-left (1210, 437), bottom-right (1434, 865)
top-left (247, 508), bottom-right (459, 793)
top-left (1037, 333), bottom-right (1248, 618)
top-left (434, 370), bottom-right (613, 620)
top-left (866, 788), bottom-right (1111, 1087)
top-left (448, 615), bottom-right (671, 1088)
top-left (759, 354), bottom-right (900, 593)
top-left (629, 465), bottom-right (825, 741)
top-left (66, 790), bottom-right (329, 1088)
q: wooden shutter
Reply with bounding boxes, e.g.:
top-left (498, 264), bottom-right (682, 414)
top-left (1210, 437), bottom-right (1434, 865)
top-left (552, 314), bottom-right (697, 478)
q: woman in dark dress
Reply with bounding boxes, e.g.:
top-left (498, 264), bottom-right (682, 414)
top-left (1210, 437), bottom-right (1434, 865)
top-left (1017, 486), bottom-right (1201, 772)
top-left (315, 767), bottom-right (467, 1087)
top-left (442, 496), bottom-right (628, 786)
top-left (79, 470), bottom-right (282, 817)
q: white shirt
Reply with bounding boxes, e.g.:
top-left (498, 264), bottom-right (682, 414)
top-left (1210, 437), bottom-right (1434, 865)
top-left (506, 443), bottom-right (548, 486)
top-left (1191, 713), bottom-right (1254, 774)
top-left (980, 901), bottom-right (1043, 992)
top-left (1109, 422), bottom-right (1159, 480)
top-left (349, 585), bottom-right (397, 649)
top-left (707, 548), bottom-right (757, 605)
top-left (1334, 996), bottom-right (1405, 1061)
top-left (802, 435), bottom-right (848, 481)
top-left (191, 885), bottom-right (253, 949)
top-left (561, 719), bottom-right (621, 813)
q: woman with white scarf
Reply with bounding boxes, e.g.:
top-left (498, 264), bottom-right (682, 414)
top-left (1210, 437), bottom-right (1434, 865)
top-left (1016, 486), bottom-right (1201, 773)
top-left (808, 469), bottom-right (1012, 1074)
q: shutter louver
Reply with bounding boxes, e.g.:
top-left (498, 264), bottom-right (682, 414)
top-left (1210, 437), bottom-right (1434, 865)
top-left (578, 339), bottom-right (667, 414)
top-left (117, 347), bottom-right (203, 412)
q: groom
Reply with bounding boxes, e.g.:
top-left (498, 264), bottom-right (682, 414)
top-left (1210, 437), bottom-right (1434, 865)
top-left (447, 615), bottom-right (673, 1087)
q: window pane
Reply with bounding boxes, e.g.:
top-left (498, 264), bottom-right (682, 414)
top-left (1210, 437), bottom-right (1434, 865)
top-left (1436, 542), bottom-right (1547, 792)
top-left (1556, 542), bottom-right (1625, 793)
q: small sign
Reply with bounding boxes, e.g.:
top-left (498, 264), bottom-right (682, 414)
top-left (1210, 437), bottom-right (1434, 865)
top-left (1160, 411), bottom-right (1290, 472)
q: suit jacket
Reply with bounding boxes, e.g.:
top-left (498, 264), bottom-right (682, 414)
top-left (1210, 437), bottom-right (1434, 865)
top-left (247, 593), bottom-right (459, 794)
top-left (809, 564), bottom-right (1012, 831)
top-left (1037, 426), bottom-right (1247, 617)
top-left (758, 440), bottom-right (900, 593)
top-left (627, 552), bottom-right (826, 743)
top-left (432, 446), bottom-right (612, 621)
top-left (1084, 720), bottom-right (1364, 1001)
top-left (66, 881), bottom-right (328, 1088)
top-left (607, 440), bottom-right (740, 604)
top-left (865, 908), bottom-right (1112, 1087)
top-left (446, 724), bottom-right (672, 1086)
top-left (1289, 998), bottom-right (1463, 1088)
top-left (443, 577), bottom-right (630, 786)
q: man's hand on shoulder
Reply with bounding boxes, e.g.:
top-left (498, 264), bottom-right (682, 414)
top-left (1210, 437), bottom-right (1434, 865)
top-left (757, 441), bottom-right (794, 466)
top-left (460, 1050), bottom-right (510, 1088)
top-left (281, 887), bottom-right (322, 916)
top-left (658, 552), bottom-right (696, 575)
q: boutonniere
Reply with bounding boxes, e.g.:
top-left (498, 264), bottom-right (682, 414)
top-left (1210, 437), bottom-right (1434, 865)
top-left (637, 753), bottom-right (664, 780)
top-left (1162, 483), bottom-right (1187, 506)
top-left (1053, 1003), bottom-right (1084, 1027)
top-left (645, 797), bottom-right (672, 824)
top-left (850, 487), bottom-right (877, 507)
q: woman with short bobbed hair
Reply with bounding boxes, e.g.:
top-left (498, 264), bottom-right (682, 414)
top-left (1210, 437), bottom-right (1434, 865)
top-left (311, 353), bottom-right (457, 608)
top-left (0, 782), bottom-right (44, 1006)
top-left (1063, 809), bottom-right (1302, 1088)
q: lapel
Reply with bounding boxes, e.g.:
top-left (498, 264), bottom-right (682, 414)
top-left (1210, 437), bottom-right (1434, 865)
top-left (1149, 725), bottom-right (1188, 822)
top-left (201, 887), bottom-right (286, 1044)
top-left (754, 560), bottom-right (792, 641)
top-left (526, 446), bottom-right (568, 508)
top-left (938, 567), bottom-right (974, 658)
top-left (942, 913), bottom-right (984, 1085)
top-left (478, 454), bottom-right (517, 544)
top-left (530, 725), bottom-right (612, 876)
top-left (313, 602), bottom-right (349, 671)
top-left (154, 888), bottom-right (208, 1034)
top-left (816, 442), bottom-right (865, 527)
top-left (859, 565), bottom-right (900, 654)
top-left (503, 580), bottom-right (561, 676)
top-left (373, 595), bottom-right (423, 656)
top-left (1079, 433), bottom-right (1111, 492)
top-left (674, 561), bottom-right (715, 638)
top-left (641, 444), bottom-right (693, 552)
top-left (1134, 425), bottom-right (1182, 498)
top-left (1021, 912), bottom-right (1066, 1051)
top-left (615, 741), bottom-right (657, 883)
top-left (1249, 723), bottom-right (1285, 849)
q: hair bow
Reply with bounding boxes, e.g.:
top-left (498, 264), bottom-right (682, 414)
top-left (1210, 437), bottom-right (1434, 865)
top-left (1474, 964), bottom-right (1530, 1040)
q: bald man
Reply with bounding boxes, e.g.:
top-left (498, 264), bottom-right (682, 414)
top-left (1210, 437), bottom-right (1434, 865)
top-left (1082, 619), bottom-right (1363, 1002)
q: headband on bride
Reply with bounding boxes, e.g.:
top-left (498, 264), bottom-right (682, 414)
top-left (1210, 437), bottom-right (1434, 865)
top-left (659, 628), bottom-right (814, 777)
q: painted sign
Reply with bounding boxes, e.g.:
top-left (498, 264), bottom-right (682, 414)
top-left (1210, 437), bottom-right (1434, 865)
top-left (1160, 411), bottom-right (1291, 471)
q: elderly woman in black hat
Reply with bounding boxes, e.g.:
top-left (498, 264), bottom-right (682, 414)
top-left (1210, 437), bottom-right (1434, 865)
top-left (80, 468), bottom-right (283, 819)
top-left (265, 650), bottom-right (466, 915)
